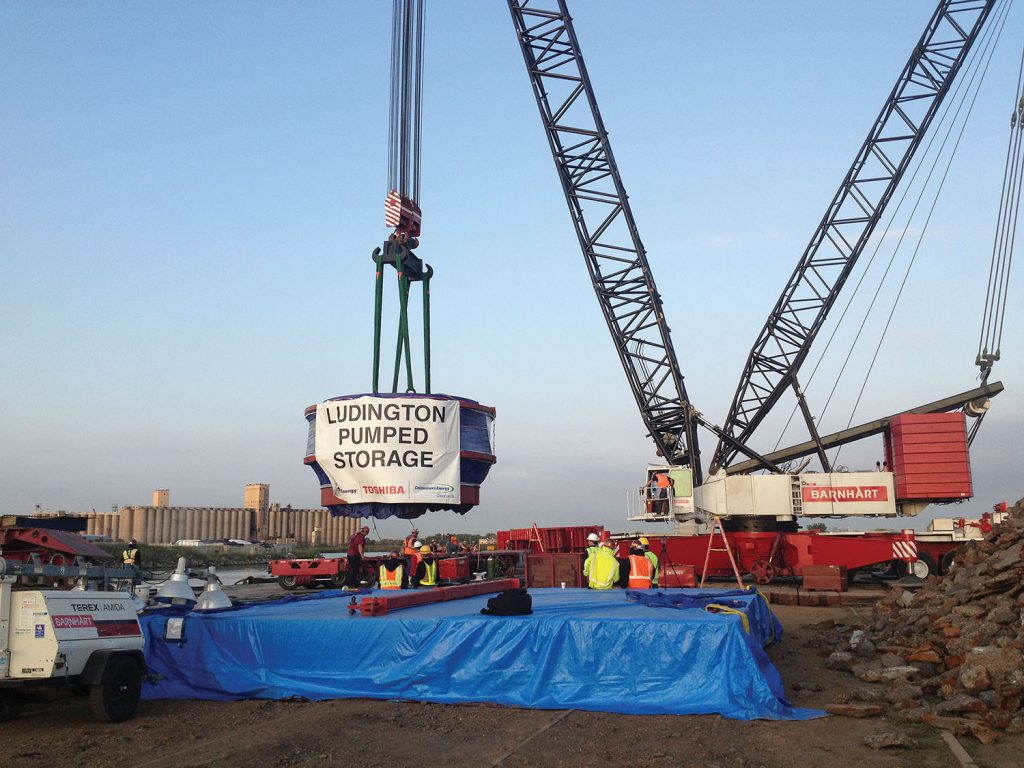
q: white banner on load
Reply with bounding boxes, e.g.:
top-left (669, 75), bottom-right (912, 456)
top-left (314, 397), bottom-right (461, 504)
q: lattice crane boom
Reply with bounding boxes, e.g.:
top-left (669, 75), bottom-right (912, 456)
top-left (508, 0), bottom-right (704, 479)
top-left (712, 0), bottom-right (996, 472)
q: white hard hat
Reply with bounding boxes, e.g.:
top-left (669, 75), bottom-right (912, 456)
top-left (414, 540), bottom-right (422, 548)
top-left (587, 532), bottom-right (599, 542)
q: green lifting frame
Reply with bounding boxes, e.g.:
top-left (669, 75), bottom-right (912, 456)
top-left (371, 240), bottom-right (432, 395)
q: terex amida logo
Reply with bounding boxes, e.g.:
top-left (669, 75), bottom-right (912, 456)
top-left (802, 485), bottom-right (888, 503)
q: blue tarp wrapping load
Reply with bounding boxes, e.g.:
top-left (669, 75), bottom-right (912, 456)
top-left (139, 588), bottom-right (823, 721)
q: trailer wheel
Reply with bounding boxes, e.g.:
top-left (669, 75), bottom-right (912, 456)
top-left (0, 690), bottom-right (23, 723)
top-left (897, 552), bottom-right (936, 579)
top-left (329, 572), bottom-right (346, 587)
top-left (89, 655), bottom-right (142, 723)
top-left (940, 550), bottom-right (957, 574)
top-left (277, 575), bottom-right (300, 591)
top-left (749, 560), bottom-right (776, 585)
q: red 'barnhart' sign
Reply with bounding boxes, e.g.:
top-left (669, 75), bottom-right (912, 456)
top-left (802, 485), bottom-right (889, 503)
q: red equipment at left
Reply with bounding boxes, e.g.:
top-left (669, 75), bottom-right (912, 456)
top-left (0, 527), bottom-right (113, 566)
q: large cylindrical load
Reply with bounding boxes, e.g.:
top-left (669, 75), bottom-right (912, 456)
top-left (304, 393), bottom-right (496, 521)
top-left (86, 513), bottom-right (95, 536)
top-left (101, 514), bottom-right (112, 538)
top-left (110, 513), bottom-right (120, 541)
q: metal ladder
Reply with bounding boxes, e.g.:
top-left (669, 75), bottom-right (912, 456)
top-left (698, 516), bottom-right (744, 590)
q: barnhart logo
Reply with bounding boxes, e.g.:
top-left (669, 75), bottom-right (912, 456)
top-left (801, 485), bottom-right (888, 503)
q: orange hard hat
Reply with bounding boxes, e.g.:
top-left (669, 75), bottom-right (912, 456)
top-left (420, 545), bottom-right (431, 554)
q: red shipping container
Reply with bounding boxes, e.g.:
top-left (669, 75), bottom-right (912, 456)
top-left (886, 413), bottom-right (972, 501)
top-left (439, 556), bottom-right (471, 582)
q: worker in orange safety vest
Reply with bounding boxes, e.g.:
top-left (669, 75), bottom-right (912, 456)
top-left (653, 472), bottom-right (672, 516)
top-left (379, 550), bottom-right (407, 590)
top-left (403, 529), bottom-right (420, 556)
top-left (627, 542), bottom-right (654, 589)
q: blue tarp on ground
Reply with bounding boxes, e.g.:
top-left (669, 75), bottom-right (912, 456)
top-left (139, 588), bottom-right (823, 721)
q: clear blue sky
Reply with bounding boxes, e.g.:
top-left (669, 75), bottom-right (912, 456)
top-left (2, 1), bottom-right (1021, 540)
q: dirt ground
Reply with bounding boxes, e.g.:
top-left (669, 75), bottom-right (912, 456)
top-left (3, 603), bottom-right (1023, 768)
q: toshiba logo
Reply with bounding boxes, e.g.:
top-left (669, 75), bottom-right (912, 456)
top-left (361, 485), bottom-right (405, 495)
top-left (801, 485), bottom-right (888, 502)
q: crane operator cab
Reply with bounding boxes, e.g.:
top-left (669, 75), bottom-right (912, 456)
top-left (629, 467), bottom-right (698, 530)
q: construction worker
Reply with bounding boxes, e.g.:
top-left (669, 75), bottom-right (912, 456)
top-left (122, 539), bottom-right (141, 568)
top-left (653, 471), bottom-right (672, 516)
top-left (627, 542), bottom-right (654, 588)
top-left (445, 534), bottom-right (460, 555)
top-left (378, 550), bottom-right (407, 590)
top-left (583, 540), bottom-right (619, 590)
top-left (639, 536), bottom-right (659, 587)
top-left (403, 529), bottom-right (420, 557)
top-left (412, 545), bottom-right (439, 588)
top-left (586, 532), bottom-right (600, 561)
top-left (345, 525), bottom-right (369, 589)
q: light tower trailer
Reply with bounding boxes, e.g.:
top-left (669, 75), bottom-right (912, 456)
top-left (0, 557), bottom-right (145, 723)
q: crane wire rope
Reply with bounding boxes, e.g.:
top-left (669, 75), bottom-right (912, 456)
top-left (770, 0), bottom-right (1013, 454)
top-left (831, 3), bottom-right (1014, 465)
top-left (387, 0), bottom-right (425, 205)
top-left (969, 38), bottom-right (1024, 443)
top-left (977, 39), bottom-right (1024, 380)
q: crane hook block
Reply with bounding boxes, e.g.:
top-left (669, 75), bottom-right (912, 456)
top-left (385, 189), bottom-right (422, 240)
top-left (377, 240), bottom-right (428, 281)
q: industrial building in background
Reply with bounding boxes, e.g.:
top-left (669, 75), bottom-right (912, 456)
top-left (29, 484), bottom-right (359, 547)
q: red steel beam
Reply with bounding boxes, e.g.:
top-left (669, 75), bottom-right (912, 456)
top-left (359, 578), bottom-right (522, 616)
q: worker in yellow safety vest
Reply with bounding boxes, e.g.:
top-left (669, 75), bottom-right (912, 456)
top-left (639, 536), bottom-right (659, 587)
top-left (627, 543), bottom-right (654, 589)
top-left (585, 532), bottom-right (600, 561)
top-left (583, 540), bottom-right (619, 590)
top-left (379, 550), bottom-right (407, 590)
top-left (412, 545), bottom-right (438, 588)
top-left (122, 539), bottom-right (141, 567)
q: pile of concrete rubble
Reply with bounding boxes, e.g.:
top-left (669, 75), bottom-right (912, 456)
top-left (824, 497), bottom-right (1024, 743)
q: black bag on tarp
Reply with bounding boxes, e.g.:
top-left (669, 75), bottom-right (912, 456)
top-left (480, 588), bottom-right (532, 616)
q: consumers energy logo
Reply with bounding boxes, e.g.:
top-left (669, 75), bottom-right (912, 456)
top-left (415, 484), bottom-right (455, 494)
